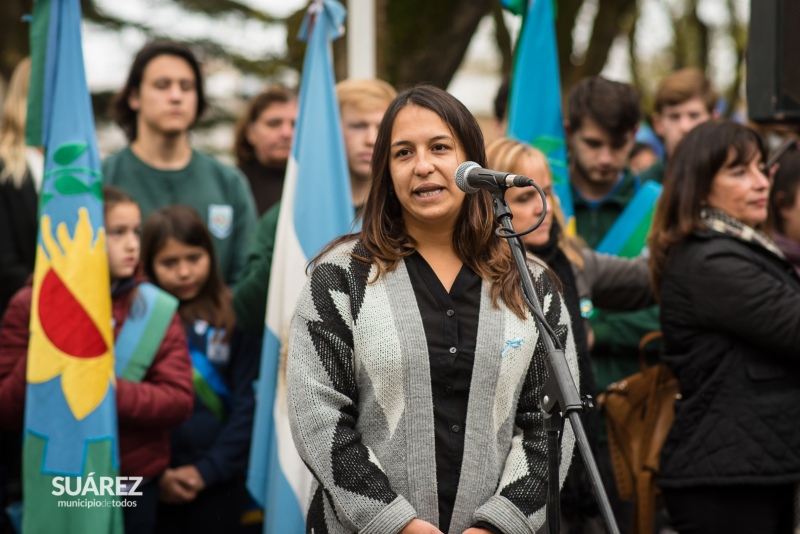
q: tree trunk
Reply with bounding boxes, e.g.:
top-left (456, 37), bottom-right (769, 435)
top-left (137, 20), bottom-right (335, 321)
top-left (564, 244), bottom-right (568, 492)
top-left (673, 3), bottom-right (709, 70)
top-left (379, 0), bottom-right (495, 89)
top-left (555, 0), bottom-right (585, 90)
top-left (564, 0), bottom-right (637, 89)
top-left (491, 0), bottom-right (513, 80)
top-left (723, 0), bottom-right (747, 118)
top-left (625, 1), bottom-right (644, 104)
top-left (0, 0), bottom-right (32, 85)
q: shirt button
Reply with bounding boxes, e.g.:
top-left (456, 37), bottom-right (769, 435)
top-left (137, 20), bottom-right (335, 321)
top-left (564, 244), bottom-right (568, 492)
top-left (449, 347), bottom-right (457, 354)
top-left (446, 309), bottom-right (455, 317)
top-left (445, 386), bottom-right (452, 395)
top-left (451, 425), bottom-right (460, 433)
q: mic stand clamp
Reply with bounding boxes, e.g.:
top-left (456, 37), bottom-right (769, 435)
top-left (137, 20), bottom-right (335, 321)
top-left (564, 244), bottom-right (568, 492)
top-left (489, 191), bottom-right (620, 534)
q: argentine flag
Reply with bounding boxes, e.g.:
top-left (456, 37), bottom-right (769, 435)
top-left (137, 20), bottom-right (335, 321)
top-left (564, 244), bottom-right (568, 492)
top-left (246, 1), bottom-right (352, 532)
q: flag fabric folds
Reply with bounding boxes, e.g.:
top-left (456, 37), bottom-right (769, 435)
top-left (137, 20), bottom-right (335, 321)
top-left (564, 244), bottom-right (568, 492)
top-left (596, 181), bottom-right (662, 258)
top-left (23, 0), bottom-right (122, 532)
top-left (503, 0), bottom-right (576, 233)
top-left (246, 1), bottom-right (352, 532)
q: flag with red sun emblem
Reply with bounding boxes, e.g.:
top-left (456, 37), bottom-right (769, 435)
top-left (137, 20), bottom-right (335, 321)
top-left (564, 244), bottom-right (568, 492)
top-left (23, 0), bottom-right (123, 532)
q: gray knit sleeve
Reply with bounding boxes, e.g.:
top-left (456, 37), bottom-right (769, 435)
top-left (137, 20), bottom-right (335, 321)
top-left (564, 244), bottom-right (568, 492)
top-left (474, 266), bottom-right (578, 533)
top-left (286, 256), bottom-right (416, 534)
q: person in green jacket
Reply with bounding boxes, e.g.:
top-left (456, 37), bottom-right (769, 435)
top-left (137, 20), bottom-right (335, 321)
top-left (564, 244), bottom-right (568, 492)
top-left (103, 41), bottom-right (257, 286)
top-left (640, 68), bottom-right (718, 184)
top-left (565, 76), bottom-right (661, 533)
top-left (233, 78), bottom-right (397, 337)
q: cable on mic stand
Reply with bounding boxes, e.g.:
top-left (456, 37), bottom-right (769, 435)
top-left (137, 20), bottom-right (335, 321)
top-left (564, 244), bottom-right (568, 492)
top-left (490, 184), bottom-right (621, 534)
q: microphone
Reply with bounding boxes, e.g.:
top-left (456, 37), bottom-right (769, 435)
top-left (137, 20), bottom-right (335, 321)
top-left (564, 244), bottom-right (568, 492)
top-left (454, 161), bottom-right (535, 194)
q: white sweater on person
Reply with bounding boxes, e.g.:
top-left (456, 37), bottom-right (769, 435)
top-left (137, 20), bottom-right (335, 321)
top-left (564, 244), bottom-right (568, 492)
top-left (287, 240), bottom-right (579, 534)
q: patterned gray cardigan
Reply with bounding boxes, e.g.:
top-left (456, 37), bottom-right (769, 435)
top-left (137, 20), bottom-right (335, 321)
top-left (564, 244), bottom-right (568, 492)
top-left (287, 240), bottom-right (579, 534)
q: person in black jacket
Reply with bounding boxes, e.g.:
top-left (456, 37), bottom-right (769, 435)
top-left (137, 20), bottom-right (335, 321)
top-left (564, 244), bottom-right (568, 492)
top-left (0, 57), bottom-right (41, 323)
top-left (0, 57), bottom-right (41, 534)
top-left (232, 86), bottom-right (297, 216)
top-left (649, 120), bottom-right (800, 534)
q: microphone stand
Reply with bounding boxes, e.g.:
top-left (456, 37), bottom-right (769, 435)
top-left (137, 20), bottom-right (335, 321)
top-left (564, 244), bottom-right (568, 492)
top-left (489, 189), bottom-right (620, 534)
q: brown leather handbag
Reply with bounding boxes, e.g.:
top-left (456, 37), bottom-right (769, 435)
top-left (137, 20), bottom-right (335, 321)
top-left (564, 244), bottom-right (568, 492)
top-left (599, 331), bottom-right (679, 534)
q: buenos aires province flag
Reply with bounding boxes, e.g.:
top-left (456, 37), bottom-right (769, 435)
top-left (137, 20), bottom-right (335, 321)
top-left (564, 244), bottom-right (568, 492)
top-left (23, 0), bottom-right (122, 532)
top-left (246, 1), bottom-right (352, 532)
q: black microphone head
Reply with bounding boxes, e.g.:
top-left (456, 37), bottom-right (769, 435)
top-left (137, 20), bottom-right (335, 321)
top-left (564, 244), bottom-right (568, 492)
top-left (455, 161), bottom-right (481, 193)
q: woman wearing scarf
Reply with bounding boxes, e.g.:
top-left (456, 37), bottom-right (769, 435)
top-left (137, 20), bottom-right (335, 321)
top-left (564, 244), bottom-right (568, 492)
top-left (649, 120), bottom-right (800, 534)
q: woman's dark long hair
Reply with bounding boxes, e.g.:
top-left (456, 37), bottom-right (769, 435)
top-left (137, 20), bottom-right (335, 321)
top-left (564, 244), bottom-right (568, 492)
top-left (141, 205), bottom-right (235, 337)
top-left (648, 120), bottom-right (766, 297)
top-left (315, 84), bottom-right (532, 318)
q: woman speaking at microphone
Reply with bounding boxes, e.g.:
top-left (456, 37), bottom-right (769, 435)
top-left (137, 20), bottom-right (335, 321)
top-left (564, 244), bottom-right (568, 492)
top-left (286, 85), bottom-right (579, 534)
top-left (649, 120), bottom-right (800, 534)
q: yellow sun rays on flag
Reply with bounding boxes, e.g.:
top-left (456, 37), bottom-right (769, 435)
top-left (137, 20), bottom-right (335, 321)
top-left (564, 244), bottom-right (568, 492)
top-left (28, 208), bottom-right (115, 420)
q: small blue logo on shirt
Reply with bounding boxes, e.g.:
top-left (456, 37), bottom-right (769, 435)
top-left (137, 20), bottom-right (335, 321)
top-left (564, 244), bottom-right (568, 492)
top-left (502, 337), bottom-right (524, 357)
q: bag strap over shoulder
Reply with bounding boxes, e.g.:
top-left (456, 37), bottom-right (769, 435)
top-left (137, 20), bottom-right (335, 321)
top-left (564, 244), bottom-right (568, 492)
top-left (637, 330), bottom-right (663, 372)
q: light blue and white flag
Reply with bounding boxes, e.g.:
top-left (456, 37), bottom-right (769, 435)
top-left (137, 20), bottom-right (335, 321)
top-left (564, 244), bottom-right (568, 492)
top-left (246, 1), bottom-right (352, 532)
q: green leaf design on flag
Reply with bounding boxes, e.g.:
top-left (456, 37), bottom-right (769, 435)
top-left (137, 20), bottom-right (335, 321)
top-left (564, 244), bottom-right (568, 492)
top-left (531, 135), bottom-right (565, 156)
top-left (54, 174), bottom-right (90, 195)
top-left (41, 193), bottom-right (54, 206)
top-left (548, 159), bottom-right (568, 185)
top-left (90, 180), bottom-right (104, 202)
top-left (53, 142), bottom-right (88, 166)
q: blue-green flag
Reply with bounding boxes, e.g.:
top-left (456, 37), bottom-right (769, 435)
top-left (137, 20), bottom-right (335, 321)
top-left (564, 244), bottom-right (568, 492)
top-left (23, 0), bottom-right (122, 532)
top-left (503, 0), bottom-right (575, 233)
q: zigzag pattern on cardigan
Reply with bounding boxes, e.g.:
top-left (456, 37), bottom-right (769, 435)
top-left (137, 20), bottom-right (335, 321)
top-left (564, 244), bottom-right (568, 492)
top-left (287, 240), bottom-right (579, 534)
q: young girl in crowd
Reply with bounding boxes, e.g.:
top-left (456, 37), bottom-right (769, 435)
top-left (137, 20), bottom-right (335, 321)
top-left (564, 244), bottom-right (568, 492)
top-left (0, 186), bottom-right (194, 534)
top-left (140, 205), bottom-right (259, 533)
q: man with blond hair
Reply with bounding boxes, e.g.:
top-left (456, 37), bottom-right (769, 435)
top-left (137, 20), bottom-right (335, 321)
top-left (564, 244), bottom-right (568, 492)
top-left (233, 79), bottom-right (397, 337)
top-left (641, 68), bottom-right (718, 183)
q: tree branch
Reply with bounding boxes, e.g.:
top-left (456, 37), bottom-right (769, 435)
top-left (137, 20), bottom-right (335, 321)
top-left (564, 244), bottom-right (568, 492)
top-left (168, 0), bottom-right (283, 24)
top-left (492, 0), bottom-right (513, 80)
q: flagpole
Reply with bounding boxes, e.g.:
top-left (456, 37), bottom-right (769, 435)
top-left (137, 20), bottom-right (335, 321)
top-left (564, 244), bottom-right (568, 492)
top-left (346, 0), bottom-right (376, 78)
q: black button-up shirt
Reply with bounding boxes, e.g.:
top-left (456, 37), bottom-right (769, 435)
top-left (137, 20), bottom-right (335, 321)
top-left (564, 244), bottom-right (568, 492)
top-left (405, 252), bottom-right (481, 533)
